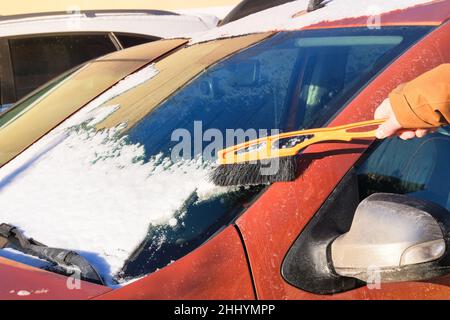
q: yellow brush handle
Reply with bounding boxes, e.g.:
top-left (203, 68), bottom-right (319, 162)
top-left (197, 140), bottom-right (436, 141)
top-left (218, 119), bottom-right (385, 164)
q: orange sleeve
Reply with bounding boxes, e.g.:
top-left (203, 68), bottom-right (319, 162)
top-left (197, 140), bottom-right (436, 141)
top-left (389, 64), bottom-right (450, 128)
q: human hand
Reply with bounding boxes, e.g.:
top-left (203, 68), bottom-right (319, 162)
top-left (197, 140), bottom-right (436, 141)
top-left (374, 98), bottom-right (431, 140)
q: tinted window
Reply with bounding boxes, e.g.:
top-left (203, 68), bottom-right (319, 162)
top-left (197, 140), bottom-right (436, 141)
top-left (0, 39), bottom-right (16, 105)
top-left (357, 126), bottom-right (450, 210)
top-left (219, 0), bottom-right (296, 26)
top-left (115, 33), bottom-right (159, 48)
top-left (121, 27), bottom-right (431, 279)
top-left (9, 34), bottom-right (117, 99)
top-left (0, 45), bottom-right (2, 106)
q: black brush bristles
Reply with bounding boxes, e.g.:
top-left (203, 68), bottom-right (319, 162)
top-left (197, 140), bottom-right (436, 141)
top-left (209, 155), bottom-right (300, 186)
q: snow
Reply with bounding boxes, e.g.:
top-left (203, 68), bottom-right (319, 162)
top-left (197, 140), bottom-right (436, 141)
top-left (0, 62), bottom-right (229, 286)
top-left (189, 0), bottom-right (435, 44)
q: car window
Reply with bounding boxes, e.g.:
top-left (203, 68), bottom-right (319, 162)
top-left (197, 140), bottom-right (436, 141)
top-left (115, 33), bottom-right (160, 48)
top-left (357, 126), bottom-right (450, 210)
top-left (0, 39), bottom-right (17, 105)
top-left (9, 34), bottom-right (117, 100)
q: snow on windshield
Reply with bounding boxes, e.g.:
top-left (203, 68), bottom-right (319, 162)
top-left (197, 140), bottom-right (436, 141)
top-left (190, 0), bottom-right (435, 44)
top-left (0, 63), bottom-right (229, 286)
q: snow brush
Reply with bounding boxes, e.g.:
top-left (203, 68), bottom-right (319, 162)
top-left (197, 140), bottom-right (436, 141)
top-left (210, 119), bottom-right (385, 186)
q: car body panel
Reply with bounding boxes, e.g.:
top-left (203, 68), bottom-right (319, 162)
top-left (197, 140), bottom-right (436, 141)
top-left (303, 0), bottom-right (450, 30)
top-left (236, 20), bottom-right (450, 299)
top-left (0, 38), bottom-right (187, 167)
top-left (0, 257), bottom-right (111, 300)
top-left (2, 0), bottom-right (239, 17)
top-left (95, 226), bottom-right (255, 300)
top-left (0, 39), bottom-right (15, 106)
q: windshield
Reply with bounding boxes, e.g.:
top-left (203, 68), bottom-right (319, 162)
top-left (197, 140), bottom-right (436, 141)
top-left (0, 27), bottom-right (431, 284)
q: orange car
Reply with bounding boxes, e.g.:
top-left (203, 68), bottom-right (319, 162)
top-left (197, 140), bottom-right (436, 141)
top-left (0, 0), bottom-right (449, 300)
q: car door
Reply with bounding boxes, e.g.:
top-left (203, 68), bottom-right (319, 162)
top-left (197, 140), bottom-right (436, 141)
top-left (280, 129), bottom-right (450, 300)
top-left (237, 21), bottom-right (450, 299)
top-left (350, 126), bottom-right (450, 299)
top-left (7, 33), bottom-right (118, 102)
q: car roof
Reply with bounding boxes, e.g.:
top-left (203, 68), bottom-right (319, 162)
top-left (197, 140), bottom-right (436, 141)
top-left (0, 9), bottom-right (180, 22)
top-left (191, 0), bottom-right (450, 44)
top-left (2, 0), bottom-right (240, 16)
top-left (0, 10), bottom-right (218, 39)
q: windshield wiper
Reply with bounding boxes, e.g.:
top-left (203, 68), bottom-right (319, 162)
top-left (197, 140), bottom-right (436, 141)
top-left (0, 223), bottom-right (104, 285)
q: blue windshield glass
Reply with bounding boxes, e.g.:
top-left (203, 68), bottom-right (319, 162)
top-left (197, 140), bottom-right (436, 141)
top-left (120, 27), bottom-right (432, 280)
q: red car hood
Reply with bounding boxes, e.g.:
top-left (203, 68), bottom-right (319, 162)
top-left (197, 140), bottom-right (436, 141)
top-left (0, 257), bottom-right (111, 300)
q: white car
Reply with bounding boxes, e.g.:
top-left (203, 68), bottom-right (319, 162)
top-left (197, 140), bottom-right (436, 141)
top-left (0, 10), bottom-right (218, 110)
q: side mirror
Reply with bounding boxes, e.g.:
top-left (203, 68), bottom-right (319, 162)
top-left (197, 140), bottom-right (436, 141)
top-left (331, 193), bottom-right (450, 283)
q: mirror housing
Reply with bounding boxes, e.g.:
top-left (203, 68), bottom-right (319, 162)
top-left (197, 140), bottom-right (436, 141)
top-left (331, 193), bottom-right (450, 283)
